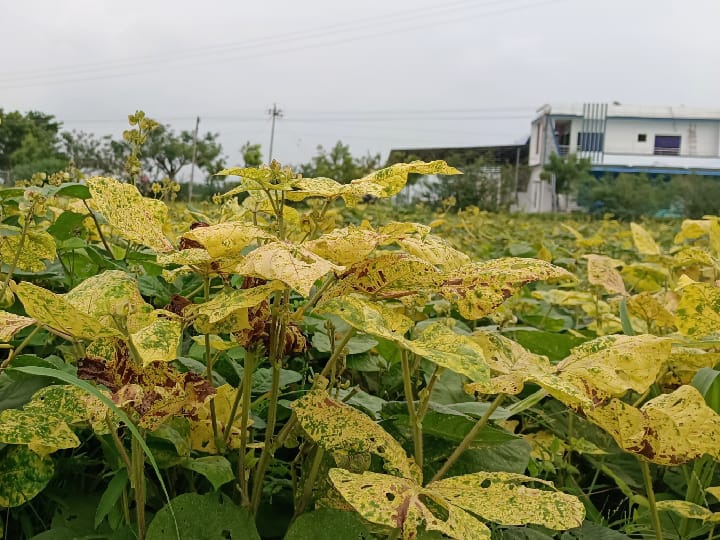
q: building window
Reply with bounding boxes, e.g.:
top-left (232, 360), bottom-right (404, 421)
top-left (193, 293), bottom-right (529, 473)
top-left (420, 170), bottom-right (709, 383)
top-left (554, 120), bottom-right (571, 155)
top-left (654, 135), bottom-right (681, 155)
top-left (577, 132), bottom-right (604, 152)
top-left (638, 133), bottom-right (647, 142)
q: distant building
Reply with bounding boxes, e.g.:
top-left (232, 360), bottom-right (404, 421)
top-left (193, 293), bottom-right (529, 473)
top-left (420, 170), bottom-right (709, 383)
top-left (521, 103), bottom-right (720, 212)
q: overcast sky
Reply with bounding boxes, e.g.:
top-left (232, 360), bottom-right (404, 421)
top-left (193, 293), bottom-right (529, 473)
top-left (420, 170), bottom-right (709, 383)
top-left (2, 0), bottom-right (719, 176)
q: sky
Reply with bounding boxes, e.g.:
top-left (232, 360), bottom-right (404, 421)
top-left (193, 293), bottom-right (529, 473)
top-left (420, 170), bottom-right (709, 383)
top-left (2, 0), bottom-right (719, 179)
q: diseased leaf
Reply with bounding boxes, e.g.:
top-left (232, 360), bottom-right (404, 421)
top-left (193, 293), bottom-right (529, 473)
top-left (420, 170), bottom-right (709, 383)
top-left (0, 409), bottom-right (80, 455)
top-left (87, 176), bottom-right (174, 252)
top-left (0, 445), bottom-right (54, 507)
top-left (293, 389), bottom-right (418, 480)
top-left (304, 226), bottom-right (385, 266)
top-left (655, 500), bottom-right (720, 524)
top-left (180, 221), bottom-right (273, 258)
top-left (235, 242), bottom-right (343, 296)
top-left (394, 235), bottom-right (471, 271)
top-left (329, 468), bottom-right (489, 540)
top-left (440, 258), bottom-right (574, 320)
top-left (0, 311), bottom-right (35, 341)
top-left (14, 281), bottom-right (119, 340)
top-left (325, 253), bottom-right (440, 301)
top-left (0, 228), bottom-right (56, 271)
top-left (661, 348), bottom-right (720, 386)
top-left (557, 334), bottom-right (671, 403)
top-left (157, 248), bottom-right (213, 266)
top-left (428, 472), bottom-right (585, 530)
top-left (584, 254), bottom-right (626, 296)
top-left (193, 282), bottom-right (284, 324)
top-left (626, 292), bottom-right (675, 330)
top-left (707, 486), bottom-right (720, 499)
top-left (630, 223), bottom-right (661, 256)
top-left (586, 385), bottom-right (720, 465)
top-left (129, 316), bottom-right (182, 366)
top-left (317, 295), bottom-right (414, 342)
top-left (189, 383), bottom-right (250, 453)
top-left (675, 282), bottom-right (720, 338)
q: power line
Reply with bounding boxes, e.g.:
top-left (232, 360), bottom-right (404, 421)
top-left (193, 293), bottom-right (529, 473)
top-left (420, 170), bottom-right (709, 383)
top-left (0, 0), bottom-right (566, 89)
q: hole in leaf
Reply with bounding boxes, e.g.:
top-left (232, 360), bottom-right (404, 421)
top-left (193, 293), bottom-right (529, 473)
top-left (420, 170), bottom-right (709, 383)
top-left (480, 479), bottom-right (491, 489)
top-left (221, 530), bottom-right (232, 539)
top-left (385, 492), bottom-right (396, 501)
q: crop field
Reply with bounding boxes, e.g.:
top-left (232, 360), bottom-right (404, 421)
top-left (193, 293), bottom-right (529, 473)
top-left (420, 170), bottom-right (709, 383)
top-left (1, 157), bottom-right (719, 540)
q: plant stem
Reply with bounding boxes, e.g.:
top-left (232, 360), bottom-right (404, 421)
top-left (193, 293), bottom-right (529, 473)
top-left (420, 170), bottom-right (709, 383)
top-left (293, 274), bottom-right (336, 321)
top-left (401, 349), bottom-right (423, 468)
top-left (0, 326), bottom-right (41, 375)
top-left (318, 328), bottom-right (356, 381)
top-left (203, 276), bottom-right (221, 451)
top-left (131, 433), bottom-right (146, 540)
top-left (223, 382), bottom-right (243, 446)
top-left (237, 349), bottom-right (255, 507)
top-left (431, 393), bottom-right (506, 483)
top-left (417, 365), bottom-right (444, 421)
top-left (293, 446), bottom-right (325, 518)
top-left (640, 459), bottom-right (664, 540)
top-left (83, 200), bottom-right (114, 257)
top-left (106, 416), bottom-right (132, 472)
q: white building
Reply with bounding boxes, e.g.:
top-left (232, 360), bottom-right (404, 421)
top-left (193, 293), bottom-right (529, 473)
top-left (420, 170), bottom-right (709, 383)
top-left (518, 103), bottom-right (720, 212)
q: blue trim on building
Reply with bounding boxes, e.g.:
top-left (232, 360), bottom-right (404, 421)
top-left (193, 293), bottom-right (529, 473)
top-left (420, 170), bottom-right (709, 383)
top-left (591, 165), bottom-right (720, 177)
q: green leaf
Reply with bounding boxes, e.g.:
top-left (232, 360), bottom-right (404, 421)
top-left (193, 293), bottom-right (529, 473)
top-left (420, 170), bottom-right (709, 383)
top-left (692, 367), bottom-right (720, 413)
top-left (0, 445), bottom-right (54, 507)
top-left (53, 182), bottom-right (92, 199)
top-left (284, 508), bottom-right (374, 540)
top-left (147, 492), bottom-right (260, 540)
top-left (94, 468), bottom-right (129, 528)
top-left (47, 211), bottom-right (87, 241)
top-left (181, 456), bottom-right (234, 491)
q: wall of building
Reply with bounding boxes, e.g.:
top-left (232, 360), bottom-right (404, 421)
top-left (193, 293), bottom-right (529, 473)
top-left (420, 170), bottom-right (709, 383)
top-left (604, 118), bottom-right (720, 157)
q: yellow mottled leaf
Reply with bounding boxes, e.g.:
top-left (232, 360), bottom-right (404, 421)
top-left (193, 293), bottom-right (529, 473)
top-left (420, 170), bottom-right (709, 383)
top-left (181, 221), bottom-right (273, 258)
top-left (0, 409), bottom-right (80, 456)
top-left (0, 445), bottom-right (54, 508)
top-left (304, 226), bottom-right (385, 266)
top-left (14, 281), bottom-right (119, 340)
top-left (584, 254), bottom-right (626, 295)
top-left (621, 263), bottom-right (668, 292)
top-left (324, 253), bottom-right (440, 301)
top-left (157, 248), bottom-right (212, 266)
top-left (293, 389), bottom-right (418, 480)
top-left (193, 281), bottom-right (284, 324)
top-left (661, 348), bottom-right (720, 386)
top-left (630, 223), bottom-right (661, 256)
top-left (586, 385), bottom-right (720, 465)
top-left (87, 176), bottom-right (174, 252)
top-left (557, 334), bottom-right (671, 403)
top-left (190, 384), bottom-right (250, 453)
top-left (0, 311), bottom-right (35, 341)
top-left (129, 316), bottom-right (182, 366)
top-left (656, 500), bottom-right (720, 523)
top-left (440, 258), bottom-right (574, 320)
top-left (393, 234), bottom-right (470, 270)
top-left (0, 228), bottom-right (56, 272)
top-left (532, 289), bottom-right (594, 307)
top-left (317, 295), bottom-right (414, 343)
top-left (428, 472), bottom-right (585, 530)
top-left (235, 242), bottom-right (343, 296)
top-left (707, 486), bottom-right (720, 499)
top-left (217, 166), bottom-right (295, 193)
top-left (626, 292), bottom-right (675, 330)
top-left (329, 469), bottom-right (489, 540)
top-left (284, 177), bottom-right (345, 201)
top-left (675, 282), bottom-right (720, 337)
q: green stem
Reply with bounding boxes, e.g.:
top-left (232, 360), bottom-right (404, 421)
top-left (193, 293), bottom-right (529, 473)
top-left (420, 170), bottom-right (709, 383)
top-left (131, 433), bottom-right (146, 540)
top-left (0, 326), bottom-right (41, 375)
top-left (401, 349), bottom-right (422, 468)
top-left (293, 446), bottom-right (325, 518)
top-left (106, 416), bottom-right (132, 472)
top-left (318, 328), bottom-right (356, 381)
top-left (203, 277), bottom-right (221, 451)
top-left (417, 365), bottom-right (444, 422)
top-left (640, 459), bottom-right (664, 540)
top-left (680, 456), bottom-right (715, 539)
top-left (83, 200), bottom-right (114, 257)
top-left (0, 208), bottom-right (32, 298)
top-left (237, 350), bottom-right (255, 507)
top-left (223, 382), bottom-right (243, 446)
top-left (431, 393), bottom-right (506, 482)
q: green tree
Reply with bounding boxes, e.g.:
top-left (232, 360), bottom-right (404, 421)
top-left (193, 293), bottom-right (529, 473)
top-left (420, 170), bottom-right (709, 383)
top-left (577, 173), bottom-right (671, 220)
top-left (60, 130), bottom-right (126, 176)
top-left (240, 142), bottom-right (263, 167)
top-left (0, 110), bottom-right (67, 181)
top-left (300, 141), bottom-right (380, 183)
top-left (143, 124), bottom-right (225, 182)
top-left (541, 153), bottom-right (592, 211)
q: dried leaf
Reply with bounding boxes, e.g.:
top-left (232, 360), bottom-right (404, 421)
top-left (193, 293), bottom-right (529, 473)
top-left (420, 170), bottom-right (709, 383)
top-left (0, 311), bottom-right (35, 341)
top-left (87, 176), bottom-right (173, 252)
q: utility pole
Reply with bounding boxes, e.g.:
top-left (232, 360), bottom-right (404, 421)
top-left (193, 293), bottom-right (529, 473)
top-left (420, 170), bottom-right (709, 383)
top-left (188, 116), bottom-right (200, 202)
top-left (267, 103), bottom-right (283, 163)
